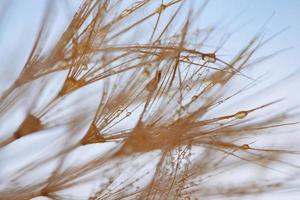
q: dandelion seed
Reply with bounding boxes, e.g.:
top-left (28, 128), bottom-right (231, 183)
top-left (201, 53), bottom-right (216, 63)
top-left (156, 4), bottom-right (167, 13)
top-left (234, 111), bottom-right (248, 119)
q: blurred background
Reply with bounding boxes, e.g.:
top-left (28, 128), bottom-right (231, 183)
top-left (0, 1), bottom-right (300, 199)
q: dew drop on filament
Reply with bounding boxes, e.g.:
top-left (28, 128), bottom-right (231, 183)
top-left (202, 53), bottom-right (216, 63)
top-left (241, 144), bottom-right (250, 150)
top-left (81, 64), bottom-right (88, 70)
top-left (234, 111), bottom-right (248, 119)
top-left (192, 95), bottom-right (198, 101)
top-left (156, 4), bottom-right (167, 13)
top-left (126, 112), bottom-right (131, 117)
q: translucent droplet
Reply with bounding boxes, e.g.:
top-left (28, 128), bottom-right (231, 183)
top-left (81, 64), bottom-right (88, 70)
top-left (72, 38), bottom-right (78, 46)
top-left (192, 95), bottom-right (198, 101)
top-left (118, 105), bottom-right (123, 112)
top-left (103, 118), bottom-right (108, 126)
top-left (182, 56), bottom-right (190, 62)
top-left (241, 144), bottom-right (250, 150)
top-left (156, 4), bottom-right (167, 13)
top-left (60, 60), bottom-right (69, 69)
top-left (110, 69), bottom-right (116, 74)
top-left (202, 53), bottom-right (216, 63)
top-left (234, 111), bottom-right (248, 119)
top-left (208, 82), bottom-right (214, 87)
top-left (186, 85), bottom-right (191, 91)
top-left (126, 112), bottom-right (131, 117)
top-left (142, 68), bottom-right (150, 78)
top-left (227, 68), bottom-right (234, 74)
top-left (180, 106), bottom-right (185, 112)
top-left (146, 71), bottom-right (161, 92)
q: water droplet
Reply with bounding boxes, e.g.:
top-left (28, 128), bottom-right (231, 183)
top-left (103, 118), bottom-right (108, 126)
top-left (142, 68), bottom-right (150, 78)
top-left (60, 60), bottom-right (69, 69)
top-left (182, 56), bottom-right (190, 62)
top-left (241, 144), bottom-right (250, 150)
top-left (186, 85), bottom-right (191, 91)
top-left (227, 68), bottom-right (234, 74)
top-left (192, 95), bottom-right (198, 101)
top-left (234, 111), bottom-right (248, 119)
top-left (126, 112), bottom-right (131, 117)
top-left (110, 69), bottom-right (116, 74)
top-left (156, 4), bottom-right (167, 13)
top-left (146, 71), bottom-right (161, 92)
top-left (202, 53), bottom-right (216, 63)
top-left (81, 64), bottom-right (88, 70)
top-left (118, 105), bottom-right (123, 113)
top-left (208, 82), bottom-right (214, 87)
top-left (72, 38), bottom-right (78, 47)
top-left (180, 106), bottom-right (185, 112)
